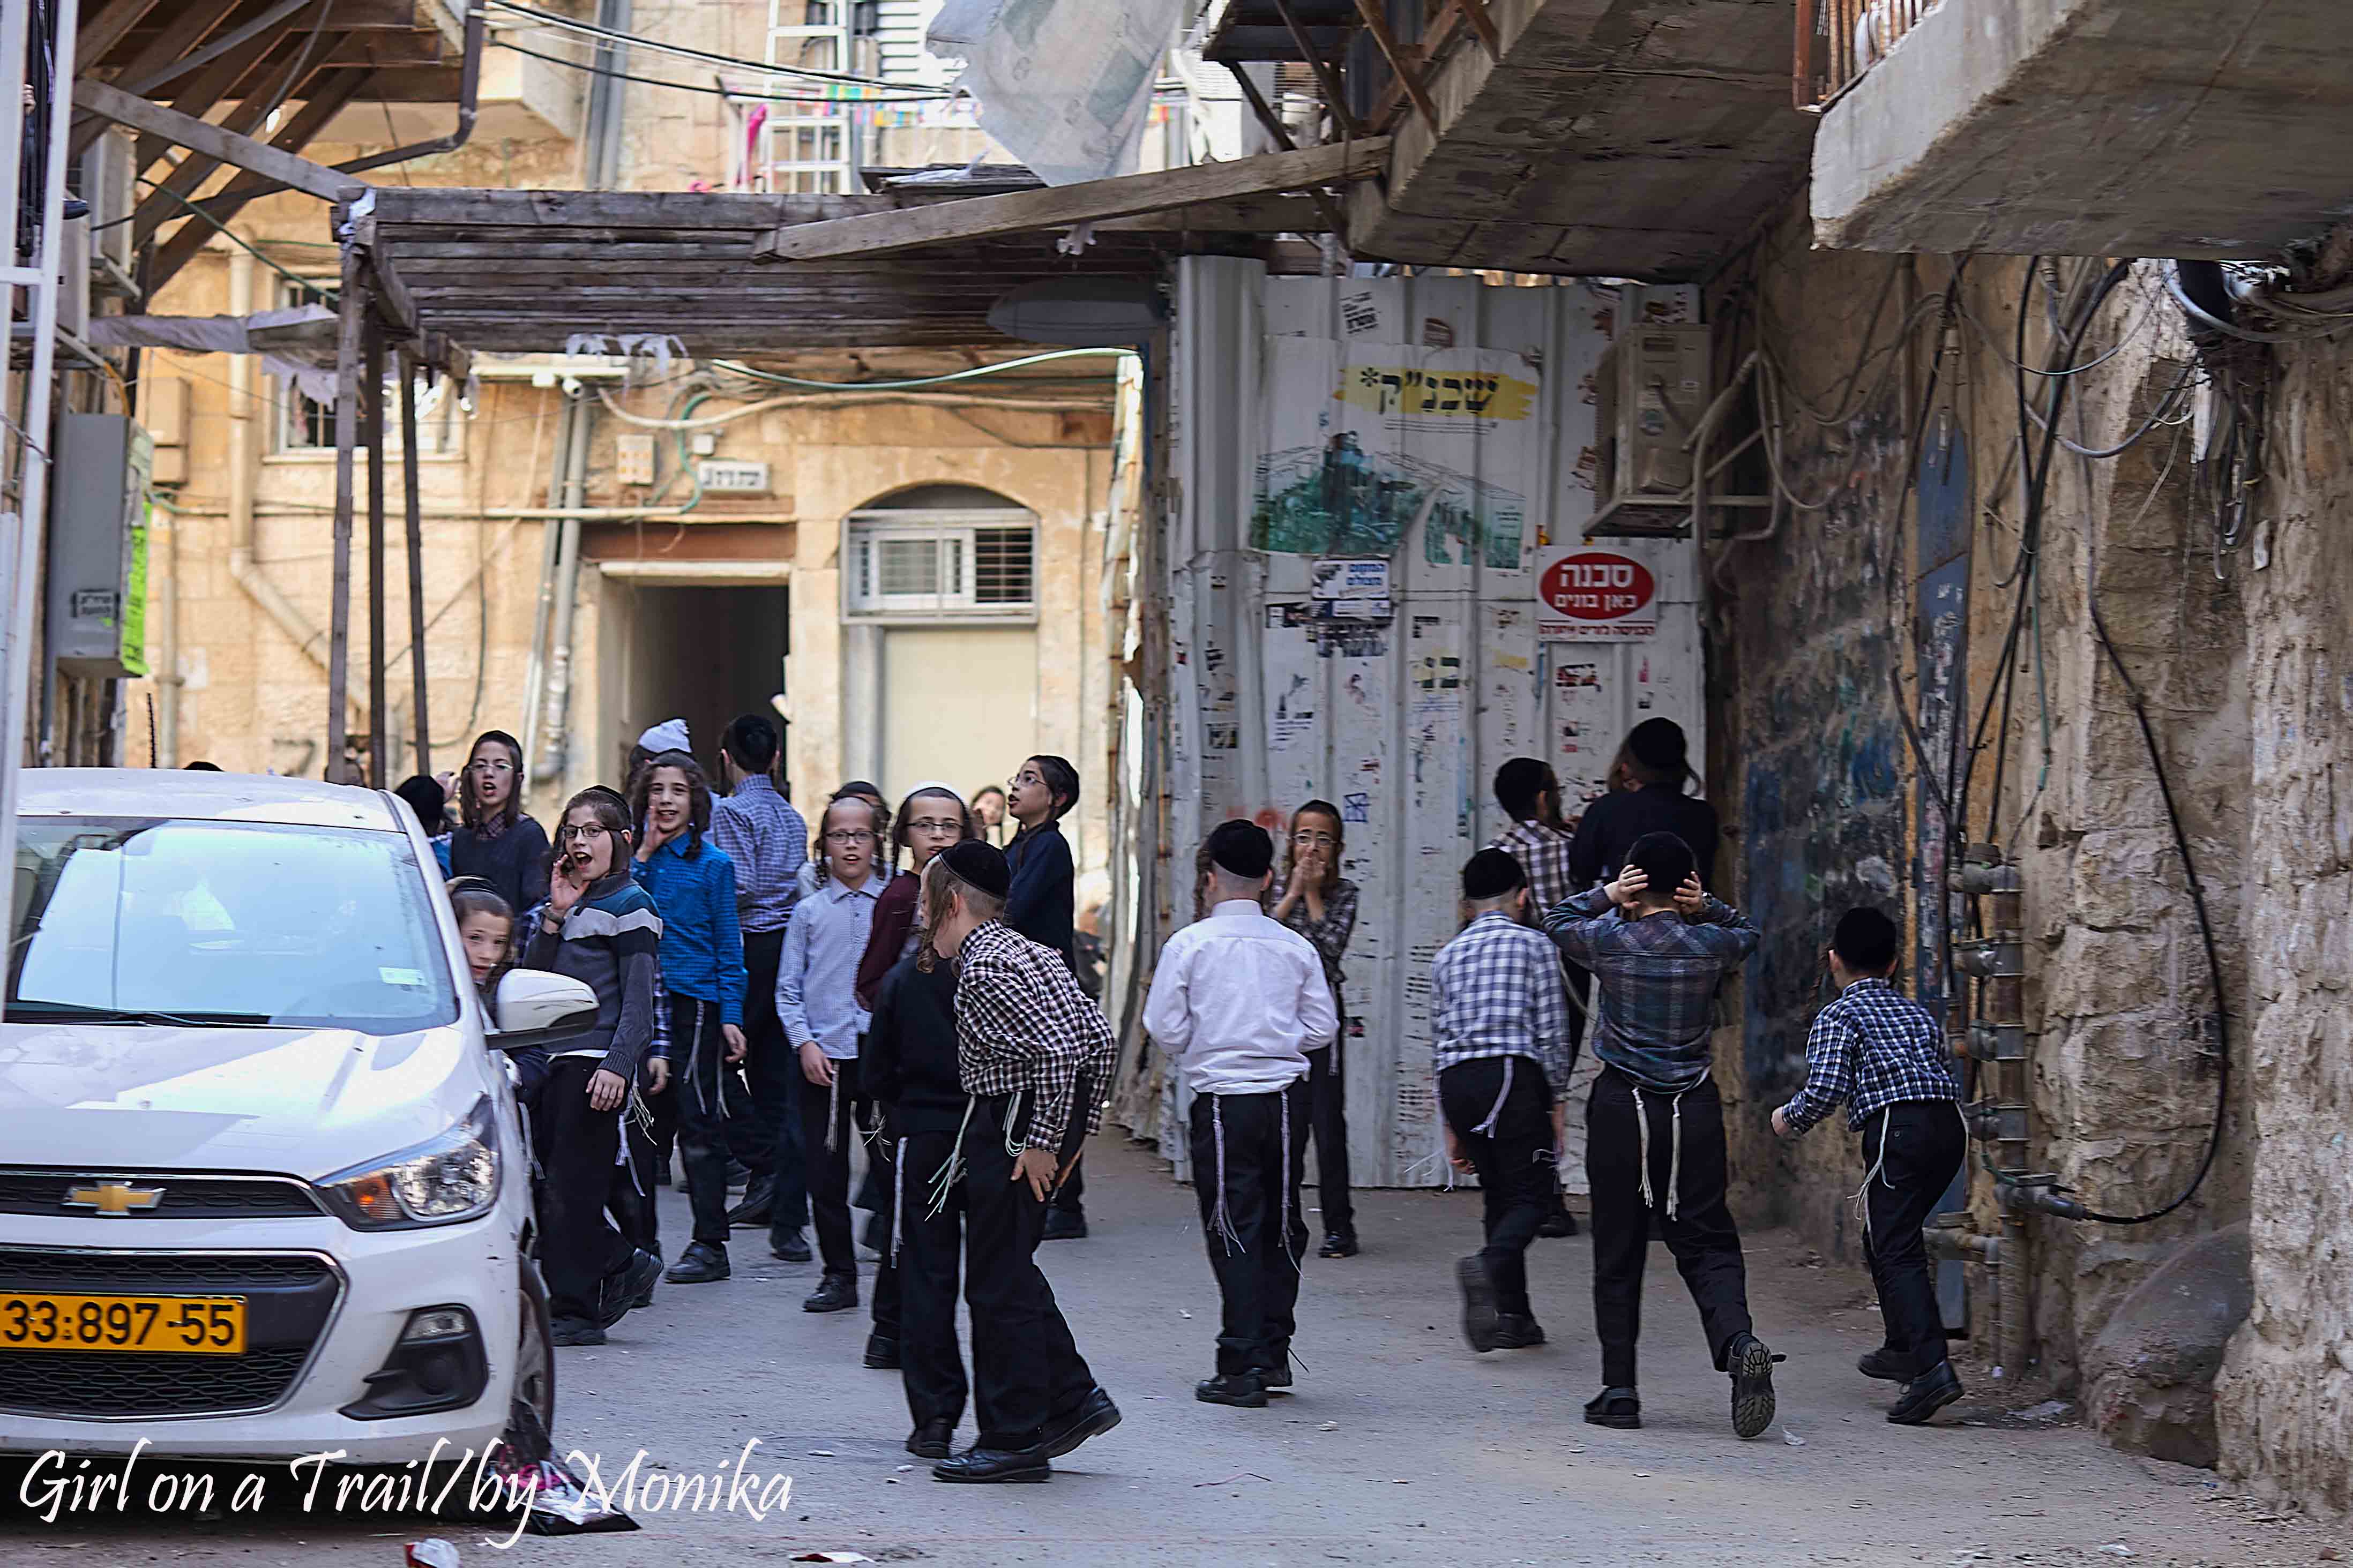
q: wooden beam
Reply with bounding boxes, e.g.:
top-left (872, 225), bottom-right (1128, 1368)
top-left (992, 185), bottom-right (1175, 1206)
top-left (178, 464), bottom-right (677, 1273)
top-left (751, 138), bottom-right (1388, 265)
top-left (397, 348), bottom-right (430, 777)
top-left (146, 68), bottom-right (369, 290)
top-left (1270, 0), bottom-right (1361, 140)
top-left (132, 35), bottom-right (309, 244)
top-left (71, 77), bottom-right (357, 201)
top-left (1349, 0), bottom-right (1437, 127)
top-left (79, 0), bottom-right (171, 67)
top-left (69, 0), bottom-right (240, 157)
top-left (133, 25), bottom-right (282, 178)
top-left (1452, 0), bottom-right (1502, 61)
top-left (1222, 62), bottom-right (1347, 237)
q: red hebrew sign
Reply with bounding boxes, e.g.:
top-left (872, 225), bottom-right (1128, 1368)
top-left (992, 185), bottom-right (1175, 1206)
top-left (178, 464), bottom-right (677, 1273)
top-left (1537, 551), bottom-right (1657, 638)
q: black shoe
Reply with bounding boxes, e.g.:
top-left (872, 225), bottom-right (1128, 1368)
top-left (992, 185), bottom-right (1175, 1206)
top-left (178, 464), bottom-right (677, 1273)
top-left (1041, 1208), bottom-right (1087, 1241)
top-left (1584, 1386), bottom-right (1641, 1429)
top-left (1887, 1360), bottom-right (1965, 1426)
top-left (1456, 1255), bottom-right (1501, 1353)
top-left (664, 1241), bottom-right (730, 1285)
top-left (1857, 1345), bottom-right (1911, 1383)
top-left (596, 1249), bottom-right (661, 1327)
top-left (551, 1317), bottom-right (606, 1348)
top-left (1260, 1353), bottom-right (1293, 1390)
top-left (728, 1178), bottom-right (774, 1228)
top-left (803, 1272), bottom-right (857, 1312)
top-left (629, 1249), bottom-right (662, 1309)
top-left (906, 1420), bottom-right (953, 1461)
top-left (864, 1333), bottom-right (901, 1370)
top-left (1536, 1205), bottom-right (1579, 1239)
top-left (1728, 1331), bottom-right (1782, 1439)
top-left (1492, 1314), bottom-right (1547, 1349)
top-left (1039, 1387), bottom-right (1121, 1458)
top-left (770, 1228), bottom-right (813, 1263)
top-left (1319, 1231), bottom-right (1359, 1258)
top-left (932, 1446), bottom-right (1050, 1483)
top-left (1195, 1372), bottom-right (1267, 1408)
top-left (726, 1160), bottom-right (752, 1190)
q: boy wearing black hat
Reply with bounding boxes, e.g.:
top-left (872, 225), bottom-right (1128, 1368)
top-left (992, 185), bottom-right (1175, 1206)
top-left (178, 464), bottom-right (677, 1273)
top-left (1434, 849), bottom-right (1575, 1353)
top-left (922, 839), bottom-right (1121, 1483)
top-left (1142, 820), bottom-right (1339, 1407)
top-left (1772, 907), bottom-right (1967, 1426)
top-left (1567, 718), bottom-right (1721, 894)
top-left (1544, 830), bottom-right (1778, 1439)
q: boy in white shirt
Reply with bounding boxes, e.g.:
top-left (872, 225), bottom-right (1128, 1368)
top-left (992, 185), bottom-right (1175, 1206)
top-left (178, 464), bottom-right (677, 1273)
top-left (1142, 820), bottom-right (1339, 1408)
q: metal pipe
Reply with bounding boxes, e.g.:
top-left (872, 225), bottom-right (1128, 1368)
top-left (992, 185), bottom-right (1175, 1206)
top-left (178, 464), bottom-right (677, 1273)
top-left (399, 348), bottom-right (430, 776)
top-left (365, 323), bottom-right (388, 784)
top-left (325, 231), bottom-right (365, 779)
top-left (531, 401), bottom-right (590, 790)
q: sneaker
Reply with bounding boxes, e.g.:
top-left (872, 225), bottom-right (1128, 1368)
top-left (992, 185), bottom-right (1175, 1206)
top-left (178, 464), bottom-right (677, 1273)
top-left (1856, 1345), bottom-right (1911, 1383)
top-left (1041, 1208), bottom-right (1087, 1242)
top-left (596, 1249), bottom-right (661, 1327)
top-left (803, 1271), bottom-right (858, 1313)
top-left (551, 1317), bottom-right (606, 1348)
top-left (770, 1228), bottom-right (813, 1263)
top-left (1727, 1331), bottom-right (1782, 1439)
top-left (1456, 1255), bottom-right (1501, 1353)
top-left (1583, 1386), bottom-right (1641, 1429)
top-left (664, 1241), bottom-right (730, 1285)
top-left (1194, 1372), bottom-right (1267, 1408)
top-left (1318, 1232), bottom-right (1359, 1258)
top-left (1492, 1314), bottom-right (1547, 1349)
top-left (1887, 1360), bottom-right (1964, 1426)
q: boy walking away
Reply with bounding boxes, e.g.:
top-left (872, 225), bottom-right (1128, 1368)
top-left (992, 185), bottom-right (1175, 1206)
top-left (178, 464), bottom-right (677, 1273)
top-left (1145, 821), bottom-right (1337, 1408)
top-left (925, 841), bottom-right (1120, 1484)
top-left (1004, 754), bottom-right (1088, 1240)
top-left (1545, 831), bottom-right (1779, 1438)
top-left (1488, 757), bottom-right (1586, 1239)
top-left (1436, 850), bottom-right (1574, 1355)
top-left (1773, 907), bottom-right (1967, 1426)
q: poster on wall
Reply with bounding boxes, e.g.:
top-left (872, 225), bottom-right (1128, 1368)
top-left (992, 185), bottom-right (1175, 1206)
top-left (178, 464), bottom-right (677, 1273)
top-left (1534, 545), bottom-right (1659, 640)
top-left (1251, 339), bottom-right (1541, 566)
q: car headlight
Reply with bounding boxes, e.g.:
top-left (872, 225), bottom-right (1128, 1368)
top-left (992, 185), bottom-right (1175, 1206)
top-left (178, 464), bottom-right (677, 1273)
top-left (318, 1098), bottom-right (500, 1230)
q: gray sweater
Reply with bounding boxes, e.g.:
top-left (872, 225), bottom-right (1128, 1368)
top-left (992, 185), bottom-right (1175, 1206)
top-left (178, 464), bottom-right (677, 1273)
top-left (522, 869), bottom-right (663, 1081)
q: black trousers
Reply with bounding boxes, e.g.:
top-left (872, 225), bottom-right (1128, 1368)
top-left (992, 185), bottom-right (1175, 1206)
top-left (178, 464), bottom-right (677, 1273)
top-left (869, 1126), bottom-right (901, 1340)
top-left (1188, 1081), bottom-right (1311, 1377)
top-left (609, 1076), bottom-right (659, 1256)
top-left (743, 930), bottom-right (812, 1237)
top-left (1439, 1056), bottom-right (1555, 1320)
top-left (962, 1093), bottom-right (1097, 1451)
top-left (537, 1057), bottom-right (635, 1324)
top-left (667, 993), bottom-right (740, 1248)
top-left (1305, 1036), bottom-right (1355, 1236)
top-left (895, 1126), bottom-right (970, 1431)
top-left (1048, 1153), bottom-right (1085, 1216)
top-left (1861, 1098), bottom-right (1967, 1379)
top-left (797, 1051), bottom-right (861, 1277)
top-left (1586, 1066), bottom-right (1753, 1389)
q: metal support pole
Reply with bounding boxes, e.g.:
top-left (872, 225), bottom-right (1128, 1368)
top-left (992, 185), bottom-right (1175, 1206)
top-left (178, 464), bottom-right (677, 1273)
top-left (325, 235), bottom-right (364, 782)
top-left (398, 348), bottom-right (429, 776)
top-left (364, 320), bottom-right (387, 786)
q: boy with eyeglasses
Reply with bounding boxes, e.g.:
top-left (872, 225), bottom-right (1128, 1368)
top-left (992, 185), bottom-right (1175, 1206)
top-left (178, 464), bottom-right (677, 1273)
top-left (777, 789), bottom-right (888, 1313)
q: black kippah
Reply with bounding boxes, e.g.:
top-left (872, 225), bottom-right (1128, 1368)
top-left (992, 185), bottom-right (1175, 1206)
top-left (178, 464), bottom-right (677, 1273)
top-left (1627, 717), bottom-right (1686, 772)
top-left (1462, 847), bottom-right (1526, 901)
top-left (1206, 819), bottom-right (1274, 880)
top-left (940, 839), bottom-right (1011, 899)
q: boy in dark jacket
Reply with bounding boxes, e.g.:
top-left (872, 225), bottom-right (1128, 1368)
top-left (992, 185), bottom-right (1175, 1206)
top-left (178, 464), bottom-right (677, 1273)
top-left (1004, 754), bottom-right (1085, 1237)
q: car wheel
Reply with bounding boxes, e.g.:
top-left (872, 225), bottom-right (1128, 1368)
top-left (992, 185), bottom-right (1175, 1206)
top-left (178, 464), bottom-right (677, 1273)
top-left (504, 1256), bottom-right (556, 1447)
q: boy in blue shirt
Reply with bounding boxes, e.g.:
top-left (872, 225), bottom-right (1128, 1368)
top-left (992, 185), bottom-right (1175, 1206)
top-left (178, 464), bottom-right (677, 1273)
top-left (1773, 906), bottom-right (1967, 1426)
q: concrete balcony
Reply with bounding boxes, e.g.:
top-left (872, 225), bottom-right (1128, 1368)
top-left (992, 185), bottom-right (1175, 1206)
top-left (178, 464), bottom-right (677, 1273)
top-left (1811, 0), bottom-right (2353, 257)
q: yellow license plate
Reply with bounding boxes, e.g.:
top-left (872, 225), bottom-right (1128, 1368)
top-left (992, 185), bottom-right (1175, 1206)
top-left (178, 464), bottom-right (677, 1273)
top-left (0, 1293), bottom-right (246, 1354)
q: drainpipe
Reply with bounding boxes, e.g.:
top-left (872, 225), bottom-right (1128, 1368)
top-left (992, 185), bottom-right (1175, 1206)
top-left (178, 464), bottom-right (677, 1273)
top-left (222, 248), bottom-right (366, 734)
top-left (531, 399), bottom-right (590, 789)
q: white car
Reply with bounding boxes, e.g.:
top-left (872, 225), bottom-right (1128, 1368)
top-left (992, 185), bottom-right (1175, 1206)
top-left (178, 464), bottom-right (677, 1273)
top-left (0, 768), bottom-right (596, 1464)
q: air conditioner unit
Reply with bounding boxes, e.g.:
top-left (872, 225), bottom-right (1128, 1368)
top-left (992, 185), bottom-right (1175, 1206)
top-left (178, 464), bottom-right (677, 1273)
top-left (82, 130), bottom-right (136, 283)
top-left (45, 414), bottom-right (153, 679)
top-left (1586, 321), bottom-right (1769, 539)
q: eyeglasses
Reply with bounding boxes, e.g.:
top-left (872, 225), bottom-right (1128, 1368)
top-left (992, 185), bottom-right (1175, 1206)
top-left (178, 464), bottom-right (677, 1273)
top-left (1292, 831), bottom-right (1340, 847)
top-left (558, 823), bottom-right (608, 841)
top-left (1010, 769), bottom-right (1041, 788)
top-left (823, 829), bottom-right (876, 845)
top-left (907, 818), bottom-right (964, 835)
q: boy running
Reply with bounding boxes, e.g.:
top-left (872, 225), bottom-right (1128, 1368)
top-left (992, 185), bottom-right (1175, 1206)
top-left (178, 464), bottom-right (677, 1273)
top-left (1544, 830), bottom-right (1776, 1438)
top-left (1772, 906), bottom-right (1967, 1425)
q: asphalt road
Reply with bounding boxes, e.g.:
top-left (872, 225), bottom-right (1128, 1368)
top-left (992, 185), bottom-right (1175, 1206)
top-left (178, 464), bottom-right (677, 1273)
top-left (3, 1137), bottom-right (2343, 1566)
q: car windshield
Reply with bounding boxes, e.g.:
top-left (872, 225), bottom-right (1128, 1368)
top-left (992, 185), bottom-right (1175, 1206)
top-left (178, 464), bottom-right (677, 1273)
top-left (7, 816), bottom-right (457, 1033)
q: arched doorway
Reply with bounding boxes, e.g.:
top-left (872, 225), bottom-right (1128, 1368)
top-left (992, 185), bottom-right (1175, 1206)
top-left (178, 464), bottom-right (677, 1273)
top-left (842, 484), bottom-right (1040, 806)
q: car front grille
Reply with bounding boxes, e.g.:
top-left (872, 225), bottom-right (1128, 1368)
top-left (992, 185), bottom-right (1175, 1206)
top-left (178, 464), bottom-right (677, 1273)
top-left (0, 1249), bottom-right (342, 1419)
top-left (0, 1169), bottom-right (322, 1219)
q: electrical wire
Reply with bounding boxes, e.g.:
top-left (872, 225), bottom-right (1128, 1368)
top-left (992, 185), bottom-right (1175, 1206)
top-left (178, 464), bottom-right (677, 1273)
top-left (2165, 259), bottom-right (2353, 344)
top-left (130, 177), bottom-right (337, 303)
top-left (712, 347), bottom-right (1136, 390)
top-left (490, 37), bottom-right (954, 104)
top-left (483, 1), bottom-right (953, 95)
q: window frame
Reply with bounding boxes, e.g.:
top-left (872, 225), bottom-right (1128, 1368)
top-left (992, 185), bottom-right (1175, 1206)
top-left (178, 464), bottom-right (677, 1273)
top-left (841, 506), bottom-right (1040, 623)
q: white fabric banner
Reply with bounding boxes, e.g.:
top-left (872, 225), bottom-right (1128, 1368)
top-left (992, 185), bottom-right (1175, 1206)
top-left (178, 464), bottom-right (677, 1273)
top-left (928, 0), bottom-right (1185, 186)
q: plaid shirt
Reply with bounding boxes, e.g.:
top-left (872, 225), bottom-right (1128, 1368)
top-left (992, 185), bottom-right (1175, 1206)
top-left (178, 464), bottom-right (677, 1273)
top-left (1269, 874), bottom-right (1357, 1002)
top-left (1779, 977), bottom-right (1962, 1136)
top-left (1489, 819), bottom-right (1579, 915)
top-left (1542, 888), bottom-right (1757, 1091)
top-left (1430, 911), bottom-right (1574, 1093)
top-left (954, 918), bottom-right (1115, 1153)
top-left (709, 774), bottom-right (808, 935)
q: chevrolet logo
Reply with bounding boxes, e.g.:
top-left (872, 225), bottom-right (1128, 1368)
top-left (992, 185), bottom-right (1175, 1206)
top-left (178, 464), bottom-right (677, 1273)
top-left (64, 1181), bottom-right (166, 1217)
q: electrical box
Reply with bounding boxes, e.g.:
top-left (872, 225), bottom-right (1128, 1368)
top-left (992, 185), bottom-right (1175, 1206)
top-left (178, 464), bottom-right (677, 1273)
top-left (696, 458), bottom-right (770, 494)
top-left (615, 432), bottom-right (656, 486)
top-left (1596, 323), bottom-right (1709, 501)
top-left (46, 414), bottom-right (152, 679)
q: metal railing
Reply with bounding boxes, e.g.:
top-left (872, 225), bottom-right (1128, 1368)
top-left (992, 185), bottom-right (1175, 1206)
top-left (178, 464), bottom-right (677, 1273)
top-left (1794, 0), bottom-right (1940, 110)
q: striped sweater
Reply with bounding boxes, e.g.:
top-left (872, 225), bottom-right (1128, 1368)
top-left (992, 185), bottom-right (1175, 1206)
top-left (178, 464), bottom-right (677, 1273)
top-left (522, 869), bottom-right (663, 1081)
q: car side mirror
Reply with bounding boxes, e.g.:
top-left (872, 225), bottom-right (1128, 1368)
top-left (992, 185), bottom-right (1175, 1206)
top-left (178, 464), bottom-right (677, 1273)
top-left (490, 970), bottom-right (600, 1052)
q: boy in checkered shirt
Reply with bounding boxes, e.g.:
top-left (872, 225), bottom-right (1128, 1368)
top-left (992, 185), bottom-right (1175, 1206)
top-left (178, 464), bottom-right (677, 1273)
top-left (1432, 849), bottom-right (1574, 1356)
top-left (1773, 906), bottom-right (1967, 1427)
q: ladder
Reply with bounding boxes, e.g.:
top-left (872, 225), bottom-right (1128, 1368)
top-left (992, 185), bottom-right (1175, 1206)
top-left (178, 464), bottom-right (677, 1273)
top-left (763, 0), bottom-right (860, 193)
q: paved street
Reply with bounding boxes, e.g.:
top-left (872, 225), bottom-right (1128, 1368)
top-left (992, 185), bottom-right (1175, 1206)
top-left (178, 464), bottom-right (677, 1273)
top-left (3, 1139), bottom-right (2342, 1566)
